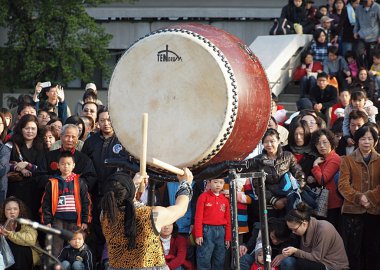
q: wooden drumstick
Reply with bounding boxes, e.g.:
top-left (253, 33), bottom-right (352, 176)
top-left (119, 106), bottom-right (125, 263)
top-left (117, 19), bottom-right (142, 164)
top-left (150, 158), bottom-right (185, 176)
top-left (139, 113), bottom-right (148, 193)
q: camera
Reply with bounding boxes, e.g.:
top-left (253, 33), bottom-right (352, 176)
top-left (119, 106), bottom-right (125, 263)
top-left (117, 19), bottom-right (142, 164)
top-left (40, 81), bottom-right (51, 88)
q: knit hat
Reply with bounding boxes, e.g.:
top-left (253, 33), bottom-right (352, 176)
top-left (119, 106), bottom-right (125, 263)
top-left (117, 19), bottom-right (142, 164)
top-left (254, 242), bottom-right (263, 263)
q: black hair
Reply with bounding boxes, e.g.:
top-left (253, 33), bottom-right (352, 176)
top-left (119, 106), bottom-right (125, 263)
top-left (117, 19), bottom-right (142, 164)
top-left (97, 105), bottom-right (109, 123)
top-left (328, 45), bottom-right (339, 56)
top-left (350, 90), bottom-right (367, 101)
top-left (348, 110), bottom-right (368, 123)
top-left (17, 94), bottom-right (34, 106)
top-left (12, 114), bottom-right (43, 151)
top-left (317, 71), bottom-right (328, 79)
top-left (0, 196), bottom-right (31, 231)
top-left (354, 126), bottom-right (379, 145)
top-left (344, 50), bottom-right (356, 60)
top-left (58, 151), bottom-right (75, 163)
top-left (82, 89), bottom-right (98, 103)
top-left (17, 103), bottom-right (36, 116)
top-left (285, 202), bottom-right (312, 224)
top-left (300, 50), bottom-right (313, 64)
top-left (331, 117), bottom-right (343, 134)
top-left (288, 119), bottom-right (311, 147)
top-left (313, 28), bottom-right (327, 45)
top-left (261, 128), bottom-right (280, 143)
top-left (268, 217), bottom-right (292, 242)
top-left (270, 116), bottom-right (278, 125)
top-left (310, 128), bottom-right (336, 154)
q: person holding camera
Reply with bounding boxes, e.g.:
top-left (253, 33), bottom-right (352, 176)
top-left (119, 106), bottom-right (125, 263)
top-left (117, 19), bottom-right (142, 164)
top-left (33, 82), bottom-right (71, 122)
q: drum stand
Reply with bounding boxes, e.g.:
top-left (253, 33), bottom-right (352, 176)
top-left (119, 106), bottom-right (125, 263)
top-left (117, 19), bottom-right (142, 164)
top-left (229, 169), bottom-right (271, 270)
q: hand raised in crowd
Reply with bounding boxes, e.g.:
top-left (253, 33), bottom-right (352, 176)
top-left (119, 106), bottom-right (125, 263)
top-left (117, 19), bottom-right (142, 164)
top-left (306, 175), bottom-right (316, 184)
top-left (57, 85), bottom-right (65, 102)
top-left (239, 245), bottom-right (248, 257)
top-left (81, 223), bottom-right (88, 230)
top-left (35, 82), bottom-right (43, 95)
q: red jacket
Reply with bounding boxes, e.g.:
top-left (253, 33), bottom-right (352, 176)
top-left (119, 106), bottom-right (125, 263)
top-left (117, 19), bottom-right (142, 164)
top-left (311, 150), bottom-right (343, 209)
top-left (330, 103), bottom-right (345, 127)
top-left (293, 61), bottom-right (323, 81)
top-left (194, 190), bottom-right (231, 241)
top-left (164, 235), bottom-right (194, 270)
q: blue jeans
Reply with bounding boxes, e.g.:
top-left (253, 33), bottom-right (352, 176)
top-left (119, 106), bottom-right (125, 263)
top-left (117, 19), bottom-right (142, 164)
top-left (61, 260), bottom-right (85, 270)
top-left (196, 225), bottom-right (226, 270)
top-left (300, 76), bottom-right (317, 97)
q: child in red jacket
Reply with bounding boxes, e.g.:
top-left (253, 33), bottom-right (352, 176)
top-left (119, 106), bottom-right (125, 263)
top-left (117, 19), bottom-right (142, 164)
top-left (194, 178), bottom-right (231, 270)
top-left (250, 243), bottom-right (279, 270)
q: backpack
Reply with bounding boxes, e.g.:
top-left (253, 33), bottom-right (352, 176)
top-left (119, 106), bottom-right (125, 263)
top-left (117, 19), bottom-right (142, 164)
top-left (269, 18), bottom-right (295, 35)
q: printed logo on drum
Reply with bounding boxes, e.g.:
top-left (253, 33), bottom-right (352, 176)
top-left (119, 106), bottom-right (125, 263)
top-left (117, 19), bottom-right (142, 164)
top-left (157, 45), bottom-right (182, 62)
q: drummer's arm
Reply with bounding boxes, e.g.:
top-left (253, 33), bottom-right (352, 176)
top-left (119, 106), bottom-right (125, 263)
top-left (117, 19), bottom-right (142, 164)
top-left (153, 168), bottom-right (193, 232)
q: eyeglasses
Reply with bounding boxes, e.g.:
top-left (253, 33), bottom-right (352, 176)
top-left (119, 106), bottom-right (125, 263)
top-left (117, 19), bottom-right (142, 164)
top-left (83, 109), bottom-right (96, 113)
top-left (289, 222), bottom-right (303, 233)
top-left (304, 120), bottom-right (317, 126)
top-left (316, 140), bottom-right (330, 147)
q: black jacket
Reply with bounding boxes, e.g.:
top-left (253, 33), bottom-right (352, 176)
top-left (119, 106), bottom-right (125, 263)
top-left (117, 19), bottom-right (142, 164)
top-left (58, 244), bottom-right (93, 270)
top-left (36, 149), bottom-right (97, 192)
top-left (81, 132), bottom-right (127, 196)
top-left (280, 0), bottom-right (314, 33)
top-left (309, 84), bottom-right (338, 112)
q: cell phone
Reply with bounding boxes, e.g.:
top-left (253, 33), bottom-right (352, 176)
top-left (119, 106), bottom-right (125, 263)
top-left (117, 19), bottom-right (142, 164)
top-left (40, 81), bottom-right (51, 88)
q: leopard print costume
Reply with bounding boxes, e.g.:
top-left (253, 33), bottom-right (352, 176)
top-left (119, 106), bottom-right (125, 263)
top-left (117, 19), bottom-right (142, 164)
top-left (101, 205), bottom-right (167, 269)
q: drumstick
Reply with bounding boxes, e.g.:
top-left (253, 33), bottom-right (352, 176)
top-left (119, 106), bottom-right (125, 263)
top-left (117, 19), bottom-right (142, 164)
top-left (151, 158), bottom-right (185, 176)
top-left (139, 113), bottom-right (148, 193)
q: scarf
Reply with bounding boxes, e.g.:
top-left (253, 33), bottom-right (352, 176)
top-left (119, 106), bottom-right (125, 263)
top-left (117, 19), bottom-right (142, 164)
top-left (289, 144), bottom-right (316, 157)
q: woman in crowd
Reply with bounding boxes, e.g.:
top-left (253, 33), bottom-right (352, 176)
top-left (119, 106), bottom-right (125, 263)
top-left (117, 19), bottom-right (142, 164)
top-left (310, 129), bottom-right (342, 228)
top-left (338, 126), bottom-right (380, 270)
top-left (283, 119), bottom-right (316, 180)
top-left (40, 125), bottom-right (57, 151)
top-left (293, 51), bottom-right (323, 98)
top-left (0, 113), bottom-right (11, 202)
top-left (7, 114), bottom-right (44, 220)
top-left (283, 202), bottom-right (349, 270)
top-left (247, 129), bottom-right (303, 217)
top-left (160, 223), bottom-right (193, 270)
top-left (349, 67), bottom-right (377, 101)
top-left (337, 0), bottom-right (360, 56)
top-left (300, 111), bottom-right (325, 133)
top-left (47, 118), bottom-right (62, 140)
top-left (0, 196), bottom-right (40, 270)
top-left (310, 29), bottom-right (331, 63)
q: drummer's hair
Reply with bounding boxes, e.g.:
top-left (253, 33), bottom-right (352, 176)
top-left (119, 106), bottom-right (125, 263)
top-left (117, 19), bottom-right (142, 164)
top-left (261, 128), bottom-right (280, 143)
top-left (285, 202), bottom-right (312, 223)
top-left (268, 217), bottom-right (292, 242)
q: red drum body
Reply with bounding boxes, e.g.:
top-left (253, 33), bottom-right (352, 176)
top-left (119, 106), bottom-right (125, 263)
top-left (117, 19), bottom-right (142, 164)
top-left (109, 23), bottom-right (271, 170)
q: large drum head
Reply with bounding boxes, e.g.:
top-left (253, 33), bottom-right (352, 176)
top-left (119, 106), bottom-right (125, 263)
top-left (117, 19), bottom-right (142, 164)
top-left (109, 24), bottom-right (271, 170)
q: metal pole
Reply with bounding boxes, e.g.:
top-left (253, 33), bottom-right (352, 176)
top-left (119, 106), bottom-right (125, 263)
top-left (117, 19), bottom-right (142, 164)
top-left (228, 169), bottom-right (240, 270)
top-left (43, 233), bottom-right (53, 270)
top-left (257, 168), bottom-right (271, 270)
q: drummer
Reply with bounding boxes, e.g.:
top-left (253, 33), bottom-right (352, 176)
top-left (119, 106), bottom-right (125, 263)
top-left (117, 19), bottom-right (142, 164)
top-left (100, 168), bottom-right (193, 270)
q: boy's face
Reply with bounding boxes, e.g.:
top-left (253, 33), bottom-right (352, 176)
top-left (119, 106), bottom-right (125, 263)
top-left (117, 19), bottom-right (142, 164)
top-left (70, 233), bottom-right (84, 249)
top-left (58, 156), bottom-right (75, 176)
top-left (209, 179), bottom-right (225, 194)
top-left (339, 91), bottom-right (351, 106)
top-left (317, 77), bottom-right (328, 89)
